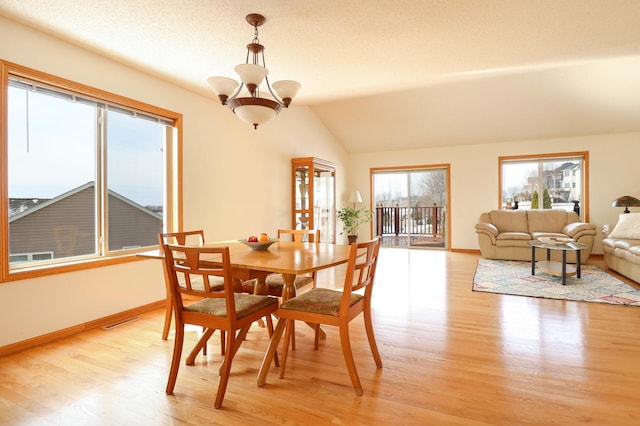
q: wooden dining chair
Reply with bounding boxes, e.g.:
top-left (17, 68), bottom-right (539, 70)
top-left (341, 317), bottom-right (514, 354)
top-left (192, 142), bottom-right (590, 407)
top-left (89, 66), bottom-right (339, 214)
top-left (242, 228), bottom-right (321, 297)
top-left (162, 243), bottom-right (279, 408)
top-left (157, 231), bottom-right (222, 341)
top-left (265, 237), bottom-right (383, 395)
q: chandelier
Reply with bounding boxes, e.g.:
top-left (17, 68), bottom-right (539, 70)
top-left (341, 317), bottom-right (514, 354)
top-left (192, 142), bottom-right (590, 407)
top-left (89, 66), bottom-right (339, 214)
top-left (207, 13), bottom-right (301, 129)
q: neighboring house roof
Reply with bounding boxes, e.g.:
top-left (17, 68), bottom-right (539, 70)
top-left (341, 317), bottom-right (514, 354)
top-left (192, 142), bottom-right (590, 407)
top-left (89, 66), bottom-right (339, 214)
top-left (9, 181), bottom-right (163, 222)
top-left (9, 198), bottom-right (50, 217)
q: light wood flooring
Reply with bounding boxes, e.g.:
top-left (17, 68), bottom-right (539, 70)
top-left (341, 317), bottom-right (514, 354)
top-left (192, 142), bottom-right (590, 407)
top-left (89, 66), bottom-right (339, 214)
top-left (1, 249), bottom-right (640, 425)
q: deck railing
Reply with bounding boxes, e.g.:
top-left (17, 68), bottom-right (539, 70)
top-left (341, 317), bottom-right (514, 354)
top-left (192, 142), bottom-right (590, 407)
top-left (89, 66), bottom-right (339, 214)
top-left (375, 206), bottom-right (445, 237)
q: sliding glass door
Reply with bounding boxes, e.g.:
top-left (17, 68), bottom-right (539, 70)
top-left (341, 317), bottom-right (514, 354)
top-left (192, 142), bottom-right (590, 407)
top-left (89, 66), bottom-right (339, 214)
top-left (372, 167), bottom-right (448, 249)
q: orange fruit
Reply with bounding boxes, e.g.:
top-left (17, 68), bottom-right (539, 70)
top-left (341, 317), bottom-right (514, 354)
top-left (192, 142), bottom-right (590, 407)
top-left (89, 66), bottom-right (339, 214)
top-left (258, 234), bottom-right (269, 242)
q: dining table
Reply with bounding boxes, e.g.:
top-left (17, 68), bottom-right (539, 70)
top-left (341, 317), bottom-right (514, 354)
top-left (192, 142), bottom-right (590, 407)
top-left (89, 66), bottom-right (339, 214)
top-left (138, 239), bottom-right (352, 302)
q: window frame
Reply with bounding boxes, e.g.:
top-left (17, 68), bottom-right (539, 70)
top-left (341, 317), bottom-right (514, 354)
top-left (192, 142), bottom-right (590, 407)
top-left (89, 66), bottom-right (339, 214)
top-left (498, 151), bottom-right (589, 222)
top-left (0, 60), bottom-right (183, 282)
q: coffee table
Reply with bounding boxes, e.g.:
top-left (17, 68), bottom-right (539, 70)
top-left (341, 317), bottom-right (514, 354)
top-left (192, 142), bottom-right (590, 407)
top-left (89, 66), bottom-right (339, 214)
top-left (529, 239), bottom-right (588, 285)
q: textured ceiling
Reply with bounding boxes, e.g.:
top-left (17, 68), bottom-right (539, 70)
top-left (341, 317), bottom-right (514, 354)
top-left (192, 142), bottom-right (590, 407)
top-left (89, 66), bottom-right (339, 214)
top-left (1, 0), bottom-right (640, 152)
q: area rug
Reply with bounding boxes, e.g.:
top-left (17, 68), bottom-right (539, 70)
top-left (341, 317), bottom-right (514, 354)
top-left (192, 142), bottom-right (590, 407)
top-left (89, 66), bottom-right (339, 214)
top-left (473, 258), bottom-right (640, 306)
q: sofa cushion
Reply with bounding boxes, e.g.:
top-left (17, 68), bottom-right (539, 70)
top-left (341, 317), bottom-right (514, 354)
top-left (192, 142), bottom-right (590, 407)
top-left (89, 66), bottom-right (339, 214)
top-left (609, 213), bottom-right (640, 239)
top-left (496, 238), bottom-right (532, 248)
top-left (602, 238), bottom-right (616, 249)
top-left (613, 239), bottom-right (640, 250)
top-left (488, 210), bottom-right (528, 233)
top-left (527, 209), bottom-right (568, 233)
top-left (629, 245), bottom-right (640, 259)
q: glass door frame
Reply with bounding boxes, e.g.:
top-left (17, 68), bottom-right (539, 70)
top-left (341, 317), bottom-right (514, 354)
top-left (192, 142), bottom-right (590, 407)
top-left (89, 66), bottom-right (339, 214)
top-left (371, 164), bottom-right (451, 250)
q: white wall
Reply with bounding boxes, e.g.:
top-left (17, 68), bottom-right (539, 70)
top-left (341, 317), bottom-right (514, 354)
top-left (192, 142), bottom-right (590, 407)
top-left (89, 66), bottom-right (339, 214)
top-left (349, 133), bottom-right (640, 253)
top-left (3, 14), bottom-right (638, 348)
top-left (0, 17), bottom-right (347, 347)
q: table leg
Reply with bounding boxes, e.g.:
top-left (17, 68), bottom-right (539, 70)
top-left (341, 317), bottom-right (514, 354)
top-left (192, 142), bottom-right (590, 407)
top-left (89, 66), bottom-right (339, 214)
top-left (562, 250), bottom-right (567, 285)
top-left (257, 318), bottom-right (286, 387)
top-left (280, 273), bottom-right (297, 301)
top-left (186, 328), bottom-right (215, 365)
top-left (248, 276), bottom-right (269, 327)
top-left (531, 245), bottom-right (536, 275)
top-left (253, 275), bottom-right (269, 296)
top-left (577, 249), bottom-right (582, 279)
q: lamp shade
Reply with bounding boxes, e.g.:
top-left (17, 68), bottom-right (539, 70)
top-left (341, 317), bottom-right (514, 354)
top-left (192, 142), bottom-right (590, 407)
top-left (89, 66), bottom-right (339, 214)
top-left (273, 80), bottom-right (301, 103)
top-left (349, 190), bottom-right (363, 204)
top-left (207, 76), bottom-right (239, 97)
top-left (234, 64), bottom-right (268, 86)
top-left (227, 97), bottom-right (282, 129)
top-left (612, 195), bottom-right (640, 213)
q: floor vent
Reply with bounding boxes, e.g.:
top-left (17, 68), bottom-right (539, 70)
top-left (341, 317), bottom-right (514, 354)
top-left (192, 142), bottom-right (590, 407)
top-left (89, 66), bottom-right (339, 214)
top-left (102, 317), bottom-right (140, 330)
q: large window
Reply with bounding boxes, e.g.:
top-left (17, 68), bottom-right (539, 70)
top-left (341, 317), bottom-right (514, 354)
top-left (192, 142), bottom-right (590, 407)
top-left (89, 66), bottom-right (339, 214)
top-left (499, 152), bottom-right (588, 220)
top-left (1, 61), bottom-right (182, 281)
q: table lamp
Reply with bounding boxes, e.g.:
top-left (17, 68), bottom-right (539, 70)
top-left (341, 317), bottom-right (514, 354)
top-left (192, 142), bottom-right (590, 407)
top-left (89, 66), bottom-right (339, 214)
top-left (612, 195), bottom-right (640, 213)
top-left (349, 190), bottom-right (363, 208)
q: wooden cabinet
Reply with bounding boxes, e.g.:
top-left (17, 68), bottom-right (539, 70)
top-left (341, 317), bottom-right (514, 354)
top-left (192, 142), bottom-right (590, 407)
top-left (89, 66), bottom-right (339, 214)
top-left (292, 157), bottom-right (336, 243)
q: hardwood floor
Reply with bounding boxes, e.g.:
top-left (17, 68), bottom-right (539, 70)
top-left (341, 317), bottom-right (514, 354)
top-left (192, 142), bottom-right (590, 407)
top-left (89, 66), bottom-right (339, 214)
top-left (2, 249), bottom-right (640, 425)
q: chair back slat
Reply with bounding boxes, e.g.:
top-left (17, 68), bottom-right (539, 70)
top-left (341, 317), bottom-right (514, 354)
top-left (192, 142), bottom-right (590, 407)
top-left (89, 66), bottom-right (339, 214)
top-left (341, 238), bottom-right (381, 309)
top-left (162, 243), bottom-right (235, 317)
top-left (277, 229), bottom-right (320, 244)
top-left (158, 230), bottom-right (205, 247)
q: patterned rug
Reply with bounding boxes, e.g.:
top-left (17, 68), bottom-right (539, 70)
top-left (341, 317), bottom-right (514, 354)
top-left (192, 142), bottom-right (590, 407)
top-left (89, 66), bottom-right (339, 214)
top-left (473, 258), bottom-right (640, 306)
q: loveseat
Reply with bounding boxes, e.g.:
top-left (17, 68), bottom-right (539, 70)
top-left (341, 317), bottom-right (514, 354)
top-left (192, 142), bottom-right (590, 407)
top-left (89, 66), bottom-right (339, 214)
top-left (603, 213), bottom-right (640, 283)
top-left (475, 209), bottom-right (596, 262)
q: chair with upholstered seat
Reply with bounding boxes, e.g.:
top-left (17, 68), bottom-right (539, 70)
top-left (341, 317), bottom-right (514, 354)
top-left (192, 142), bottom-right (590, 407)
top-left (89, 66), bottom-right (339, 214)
top-left (158, 231), bottom-right (225, 344)
top-left (261, 237), bottom-right (383, 395)
top-left (162, 243), bottom-right (279, 408)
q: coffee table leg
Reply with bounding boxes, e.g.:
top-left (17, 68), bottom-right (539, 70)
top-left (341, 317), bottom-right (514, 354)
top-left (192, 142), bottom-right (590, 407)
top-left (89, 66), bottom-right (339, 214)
top-left (531, 245), bottom-right (536, 275)
top-left (577, 249), bottom-right (581, 279)
top-left (562, 250), bottom-right (567, 285)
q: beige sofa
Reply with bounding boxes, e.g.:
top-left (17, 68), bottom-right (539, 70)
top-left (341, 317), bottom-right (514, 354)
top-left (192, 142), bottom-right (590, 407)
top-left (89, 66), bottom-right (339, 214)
top-left (603, 213), bottom-right (640, 283)
top-left (475, 209), bottom-right (596, 262)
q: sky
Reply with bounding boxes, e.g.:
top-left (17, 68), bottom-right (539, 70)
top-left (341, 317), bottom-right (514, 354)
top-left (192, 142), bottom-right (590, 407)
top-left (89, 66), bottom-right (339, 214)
top-left (8, 84), bottom-right (165, 207)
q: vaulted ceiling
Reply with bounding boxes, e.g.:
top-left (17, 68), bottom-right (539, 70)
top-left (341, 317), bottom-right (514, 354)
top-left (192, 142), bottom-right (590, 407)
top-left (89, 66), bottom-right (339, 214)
top-left (2, 0), bottom-right (640, 153)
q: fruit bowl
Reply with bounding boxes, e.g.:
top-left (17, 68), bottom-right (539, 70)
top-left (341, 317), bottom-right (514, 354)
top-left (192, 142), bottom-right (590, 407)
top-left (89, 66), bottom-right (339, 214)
top-left (238, 238), bottom-right (278, 251)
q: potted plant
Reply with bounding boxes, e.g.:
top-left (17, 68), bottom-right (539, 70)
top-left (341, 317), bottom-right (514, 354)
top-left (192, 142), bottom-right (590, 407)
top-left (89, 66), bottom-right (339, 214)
top-left (337, 205), bottom-right (372, 244)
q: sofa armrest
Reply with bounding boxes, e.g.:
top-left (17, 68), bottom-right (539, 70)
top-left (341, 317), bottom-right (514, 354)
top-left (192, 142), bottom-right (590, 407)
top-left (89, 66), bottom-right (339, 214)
top-left (475, 222), bottom-right (498, 237)
top-left (475, 222), bottom-right (498, 247)
top-left (602, 224), bottom-right (614, 238)
top-left (562, 222), bottom-right (596, 238)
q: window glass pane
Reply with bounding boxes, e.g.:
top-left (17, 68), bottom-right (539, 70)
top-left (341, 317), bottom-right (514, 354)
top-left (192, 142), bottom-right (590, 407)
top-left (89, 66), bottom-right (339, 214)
top-left (32, 252), bottom-right (53, 261)
top-left (9, 254), bottom-right (28, 264)
top-left (8, 83), bottom-right (97, 264)
top-left (501, 156), bottom-right (583, 217)
top-left (502, 162), bottom-right (538, 209)
top-left (106, 110), bottom-right (164, 251)
top-left (542, 159), bottom-right (581, 211)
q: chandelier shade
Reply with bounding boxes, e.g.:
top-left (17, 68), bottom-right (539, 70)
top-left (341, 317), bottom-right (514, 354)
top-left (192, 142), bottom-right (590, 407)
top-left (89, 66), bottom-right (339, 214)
top-left (234, 64), bottom-right (268, 87)
top-left (208, 13), bottom-right (300, 129)
top-left (228, 97), bottom-right (281, 128)
top-left (272, 80), bottom-right (302, 106)
top-left (207, 77), bottom-right (239, 104)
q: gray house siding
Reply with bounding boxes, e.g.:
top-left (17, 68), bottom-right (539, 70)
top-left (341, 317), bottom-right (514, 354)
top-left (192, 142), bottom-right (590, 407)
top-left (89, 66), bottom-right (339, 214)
top-left (10, 186), bottom-right (96, 258)
top-left (9, 183), bottom-right (161, 259)
top-left (108, 194), bottom-right (162, 250)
